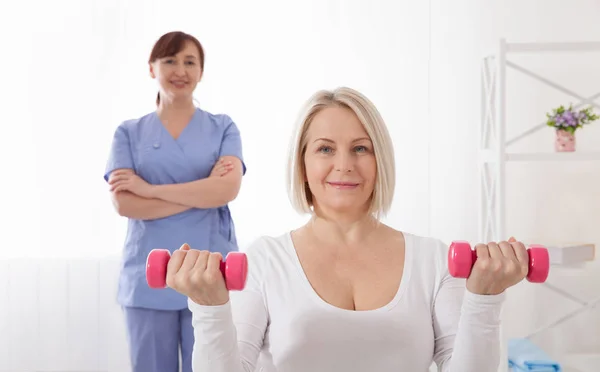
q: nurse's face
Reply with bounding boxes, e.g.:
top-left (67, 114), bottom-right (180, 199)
top-left (303, 106), bottom-right (377, 216)
top-left (150, 41), bottom-right (203, 102)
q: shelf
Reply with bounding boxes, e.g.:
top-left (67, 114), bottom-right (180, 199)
top-left (505, 41), bottom-right (600, 53)
top-left (546, 243), bottom-right (596, 265)
top-left (507, 152), bottom-right (600, 162)
top-left (479, 150), bottom-right (600, 163)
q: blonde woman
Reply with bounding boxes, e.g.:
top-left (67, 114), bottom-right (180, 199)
top-left (165, 87), bottom-right (529, 371)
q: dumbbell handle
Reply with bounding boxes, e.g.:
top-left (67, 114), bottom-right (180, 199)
top-left (146, 249), bottom-right (248, 290)
top-left (463, 244), bottom-right (548, 267)
top-left (448, 241), bottom-right (550, 283)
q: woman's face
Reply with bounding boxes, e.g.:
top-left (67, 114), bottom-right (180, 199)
top-left (303, 106), bottom-right (377, 216)
top-left (150, 40), bottom-right (203, 102)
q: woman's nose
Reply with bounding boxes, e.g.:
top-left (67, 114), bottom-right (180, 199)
top-left (334, 153), bottom-right (353, 172)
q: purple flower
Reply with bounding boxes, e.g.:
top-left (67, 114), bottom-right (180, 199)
top-left (547, 105), bottom-right (598, 130)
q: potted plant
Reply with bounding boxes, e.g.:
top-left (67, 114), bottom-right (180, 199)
top-left (546, 104), bottom-right (598, 152)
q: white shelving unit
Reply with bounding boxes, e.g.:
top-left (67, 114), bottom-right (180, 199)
top-left (479, 39), bottom-right (600, 371)
top-left (478, 38), bottom-right (599, 259)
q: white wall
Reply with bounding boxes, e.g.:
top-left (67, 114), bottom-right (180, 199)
top-left (0, 258), bottom-right (131, 371)
top-left (1, 0), bottom-right (599, 371)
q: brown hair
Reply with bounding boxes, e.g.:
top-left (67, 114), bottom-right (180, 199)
top-left (148, 31), bottom-right (205, 105)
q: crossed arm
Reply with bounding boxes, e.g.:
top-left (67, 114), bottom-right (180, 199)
top-left (109, 156), bottom-right (242, 220)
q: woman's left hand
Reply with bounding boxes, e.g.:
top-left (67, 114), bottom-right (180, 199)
top-left (209, 158), bottom-right (234, 178)
top-left (109, 170), bottom-right (155, 199)
top-left (466, 237), bottom-right (529, 296)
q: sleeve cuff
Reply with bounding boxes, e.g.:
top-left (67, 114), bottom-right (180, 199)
top-left (463, 289), bottom-right (507, 305)
top-left (188, 298), bottom-right (233, 318)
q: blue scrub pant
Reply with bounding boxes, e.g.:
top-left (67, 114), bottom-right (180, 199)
top-left (123, 306), bottom-right (194, 372)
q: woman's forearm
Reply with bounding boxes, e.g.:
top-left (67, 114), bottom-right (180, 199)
top-left (112, 191), bottom-right (192, 220)
top-left (150, 178), bottom-right (235, 209)
top-left (436, 291), bottom-right (505, 372)
top-left (150, 158), bottom-right (243, 209)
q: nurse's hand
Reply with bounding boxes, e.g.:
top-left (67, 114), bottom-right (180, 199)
top-left (166, 243), bottom-right (230, 306)
top-left (109, 170), bottom-right (154, 199)
top-left (209, 158), bottom-right (234, 178)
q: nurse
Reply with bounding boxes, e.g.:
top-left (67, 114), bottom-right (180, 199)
top-left (103, 31), bottom-right (246, 372)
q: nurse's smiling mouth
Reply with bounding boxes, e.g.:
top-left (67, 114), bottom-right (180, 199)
top-left (170, 80), bottom-right (188, 88)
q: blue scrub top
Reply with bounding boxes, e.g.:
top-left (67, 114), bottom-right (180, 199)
top-left (104, 108), bottom-right (246, 310)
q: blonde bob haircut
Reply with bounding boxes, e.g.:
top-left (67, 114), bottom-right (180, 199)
top-left (286, 87), bottom-right (396, 220)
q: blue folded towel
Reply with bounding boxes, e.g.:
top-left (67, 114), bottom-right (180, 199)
top-left (508, 338), bottom-right (562, 371)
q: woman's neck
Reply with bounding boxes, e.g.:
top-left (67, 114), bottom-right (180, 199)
top-left (156, 96), bottom-right (196, 120)
top-left (307, 207), bottom-right (380, 247)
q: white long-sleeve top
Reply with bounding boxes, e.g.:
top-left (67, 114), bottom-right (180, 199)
top-left (188, 232), bottom-right (505, 372)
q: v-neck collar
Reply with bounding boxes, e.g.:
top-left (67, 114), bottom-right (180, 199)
top-left (154, 108), bottom-right (199, 143)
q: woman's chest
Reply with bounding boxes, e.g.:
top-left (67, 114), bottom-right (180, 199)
top-left (295, 244), bottom-right (406, 311)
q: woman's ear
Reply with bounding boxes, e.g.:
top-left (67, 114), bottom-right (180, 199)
top-left (149, 63), bottom-right (156, 79)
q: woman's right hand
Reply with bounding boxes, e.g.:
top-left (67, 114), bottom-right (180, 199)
top-left (166, 244), bottom-right (230, 306)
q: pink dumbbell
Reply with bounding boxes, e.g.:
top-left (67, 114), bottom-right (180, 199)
top-left (146, 249), bottom-right (248, 290)
top-left (448, 241), bottom-right (550, 283)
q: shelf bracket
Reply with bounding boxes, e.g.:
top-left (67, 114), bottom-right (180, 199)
top-left (479, 56), bottom-right (500, 242)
